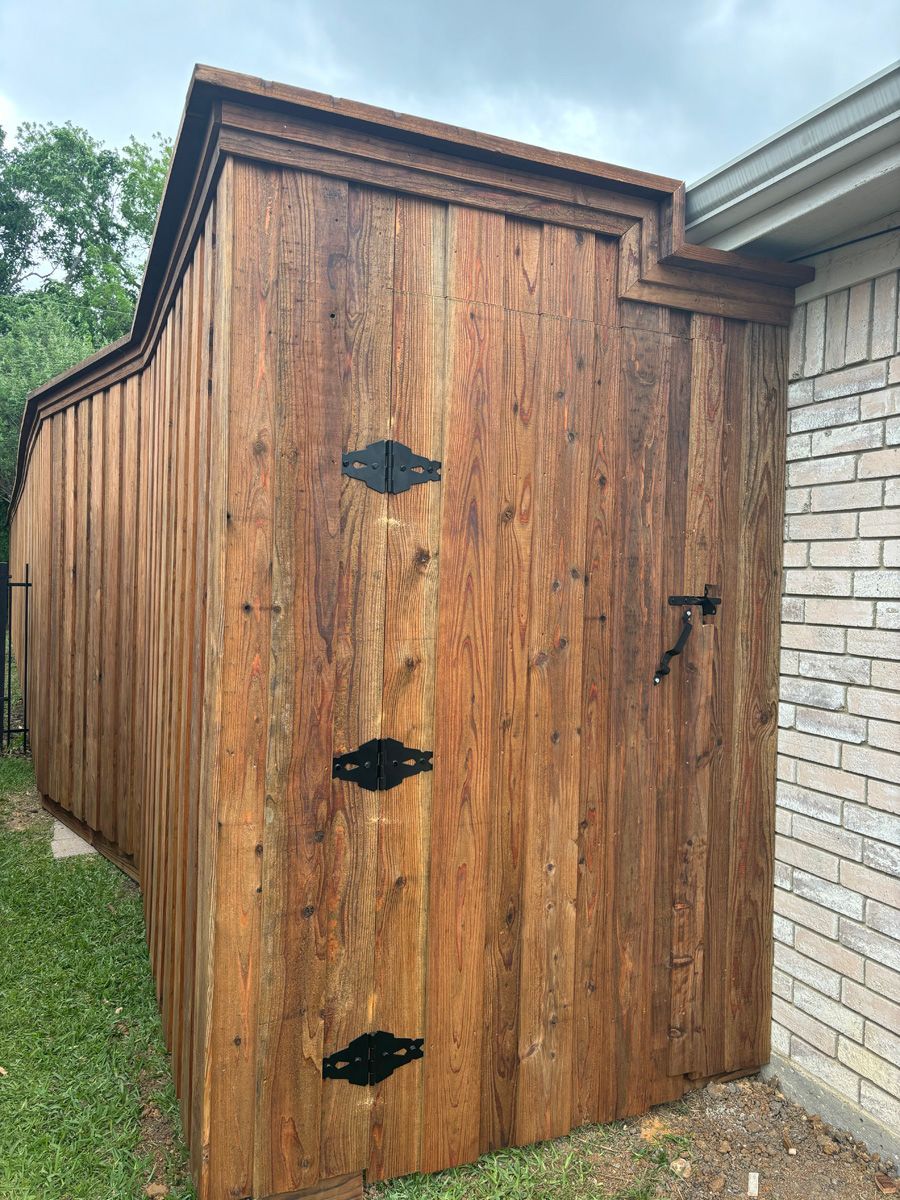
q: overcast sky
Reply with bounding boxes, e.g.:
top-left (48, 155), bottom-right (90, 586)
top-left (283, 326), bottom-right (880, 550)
top-left (1, 0), bottom-right (897, 183)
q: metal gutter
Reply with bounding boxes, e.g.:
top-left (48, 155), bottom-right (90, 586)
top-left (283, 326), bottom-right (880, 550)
top-left (685, 61), bottom-right (900, 251)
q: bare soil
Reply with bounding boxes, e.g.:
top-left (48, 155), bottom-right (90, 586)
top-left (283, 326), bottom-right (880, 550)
top-left (600, 1074), bottom-right (898, 1199)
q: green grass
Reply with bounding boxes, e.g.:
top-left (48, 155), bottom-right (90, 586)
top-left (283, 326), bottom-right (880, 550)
top-left (0, 757), bottom-right (193, 1200)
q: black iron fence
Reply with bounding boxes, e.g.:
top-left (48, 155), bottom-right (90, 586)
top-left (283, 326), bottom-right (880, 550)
top-left (0, 562), bottom-right (30, 752)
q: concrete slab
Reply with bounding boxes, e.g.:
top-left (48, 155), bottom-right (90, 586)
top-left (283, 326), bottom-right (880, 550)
top-left (51, 819), bottom-right (96, 860)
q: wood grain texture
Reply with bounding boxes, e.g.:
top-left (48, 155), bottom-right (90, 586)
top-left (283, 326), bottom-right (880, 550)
top-left (10, 156), bottom-right (791, 1200)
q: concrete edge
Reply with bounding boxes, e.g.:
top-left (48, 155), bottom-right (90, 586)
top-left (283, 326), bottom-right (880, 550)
top-left (763, 1056), bottom-right (899, 1170)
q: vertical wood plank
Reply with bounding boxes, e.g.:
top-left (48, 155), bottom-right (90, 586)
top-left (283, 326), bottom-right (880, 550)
top-left (725, 323), bottom-right (785, 1071)
top-left (423, 204), bottom-right (504, 1172)
top-left (369, 194), bottom-right (447, 1181)
top-left (99, 387), bottom-right (121, 844)
top-left (480, 216), bottom-right (541, 1153)
top-left (85, 393), bottom-right (104, 832)
top-left (254, 167), bottom-right (348, 1196)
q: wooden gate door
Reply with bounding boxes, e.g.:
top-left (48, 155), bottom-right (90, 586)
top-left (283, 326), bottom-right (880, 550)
top-left (314, 183), bottom-right (780, 1188)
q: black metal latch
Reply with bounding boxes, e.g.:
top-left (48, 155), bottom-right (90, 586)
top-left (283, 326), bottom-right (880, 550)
top-left (342, 439), bottom-right (441, 494)
top-left (322, 1030), bottom-right (425, 1086)
top-left (653, 587), bottom-right (721, 686)
top-left (332, 737), bottom-right (433, 792)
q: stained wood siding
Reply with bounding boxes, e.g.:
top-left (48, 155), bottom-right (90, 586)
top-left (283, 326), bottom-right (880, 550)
top-left (10, 198), bottom-right (226, 1147)
top-left (10, 122), bottom-right (787, 1200)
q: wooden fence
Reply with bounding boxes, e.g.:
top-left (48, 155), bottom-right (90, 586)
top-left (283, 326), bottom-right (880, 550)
top-left (9, 66), bottom-right (812, 1200)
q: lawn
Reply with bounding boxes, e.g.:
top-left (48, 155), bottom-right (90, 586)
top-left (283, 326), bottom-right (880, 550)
top-left (0, 757), bottom-right (193, 1200)
top-left (0, 756), bottom-right (681, 1200)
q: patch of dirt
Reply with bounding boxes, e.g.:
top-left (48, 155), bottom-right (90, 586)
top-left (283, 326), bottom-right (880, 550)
top-left (1, 783), bottom-right (45, 831)
top-left (604, 1074), bottom-right (899, 1198)
top-left (136, 1066), bottom-right (190, 1198)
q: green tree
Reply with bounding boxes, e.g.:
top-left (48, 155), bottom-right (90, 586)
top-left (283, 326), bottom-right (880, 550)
top-left (0, 121), bottom-right (171, 540)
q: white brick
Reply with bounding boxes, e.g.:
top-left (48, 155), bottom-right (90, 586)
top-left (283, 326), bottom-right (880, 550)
top-left (789, 377), bottom-right (814, 407)
top-left (790, 815), bottom-right (861, 864)
top-left (866, 959), bottom-right (900, 1003)
top-left (790, 396), bottom-right (859, 433)
top-left (887, 414), bottom-right (900, 443)
top-left (778, 730), bottom-right (841, 769)
top-left (886, 476), bottom-right (900, 505)
top-left (859, 445), bottom-right (900, 479)
top-left (810, 480), bottom-right (883, 512)
top-left (790, 1037), bottom-right (860, 1101)
top-left (773, 967), bottom-right (794, 1001)
top-left (847, 688), bottom-right (900, 721)
top-left (780, 677), bottom-right (846, 710)
top-left (794, 979), bottom-right (865, 1040)
top-left (781, 648), bottom-right (800, 674)
top-left (876, 601), bottom-right (900, 629)
top-left (824, 289), bottom-right (849, 372)
top-left (843, 744), bottom-right (900, 785)
top-left (777, 755), bottom-right (798, 784)
top-left (891, 355), bottom-right (900, 384)
top-left (785, 568), bottom-right (852, 596)
top-left (795, 927), bottom-right (865, 984)
top-left (885, 539), bottom-right (900, 566)
top-left (814, 360), bottom-right (887, 400)
top-left (854, 569), bottom-right (900, 598)
top-left (844, 803), bottom-right (900, 844)
top-left (868, 779), bottom-right (900, 814)
top-left (845, 282), bottom-right (872, 365)
top-left (810, 540), bottom-right (881, 568)
top-left (774, 861), bottom-right (793, 889)
top-left (867, 899), bottom-right (900, 940)
top-left (779, 702), bottom-right (796, 729)
top-left (863, 840), bottom-right (900, 876)
top-left (773, 913), bottom-right (795, 944)
top-left (840, 918), bottom-right (900, 973)
top-left (872, 660), bottom-right (900, 691)
top-left (869, 719), bottom-right (899, 752)
top-left (782, 596), bottom-right (804, 622)
top-left (861, 386), bottom-right (900, 419)
top-left (847, 628), bottom-right (900, 659)
top-left (787, 512), bottom-right (857, 540)
top-left (871, 272), bottom-right (898, 359)
top-left (860, 509), bottom-right (900, 538)
top-left (811, 423), bottom-right (883, 457)
top-left (775, 834), bottom-right (840, 881)
top-left (798, 652), bottom-right (869, 684)
top-left (796, 762), bottom-right (865, 802)
top-left (789, 454), bottom-right (856, 487)
top-left (772, 1021), bottom-right (792, 1055)
top-left (838, 1036), bottom-right (900, 1095)
top-left (805, 598), bottom-right (874, 627)
top-left (841, 860), bottom-right (900, 908)
top-left (775, 888), bottom-right (839, 937)
top-left (803, 298), bottom-right (826, 376)
top-left (865, 1024), bottom-right (900, 1074)
top-left (860, 1080), bottom-right (900, 1131)
top-left (794, 870), bottom-right (865, 919)
top-left (788, 306), bottom-right (806, 379)
top-left (842, 979), bottom-right (900, 1032)
top-left (794, 707), bottom-right (867, 743)
top-left (773, 995), bottom-right (837, 1054)
top-left (785, 487), bottom-right (811, 514)
top-left (774, 942), bottom-right (841, 998)
top-left (781, 623), bottom-right (845, 652)
top-left (782, 542), bottom-right (807, 568)
top-left (787, 432), bottom-right (812, 459)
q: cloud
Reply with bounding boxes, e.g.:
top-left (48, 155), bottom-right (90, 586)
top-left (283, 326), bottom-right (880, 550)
top-left (0, 0), bottom-right (895, 180)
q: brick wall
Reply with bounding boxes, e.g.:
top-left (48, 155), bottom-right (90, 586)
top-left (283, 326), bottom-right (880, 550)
top-left (773, 256), bottom-right (900, 1157)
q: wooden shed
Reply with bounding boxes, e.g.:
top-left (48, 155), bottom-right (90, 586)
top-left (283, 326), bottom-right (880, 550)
top-left (9, 66), bottom-right (813, 1200)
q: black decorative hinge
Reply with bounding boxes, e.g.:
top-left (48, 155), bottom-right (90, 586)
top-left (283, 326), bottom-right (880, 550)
top-left (653, 587), bottom-right (722, 685)
top-left (341, 439), bottom-right (441, 494)
top-left (322, 1030), bottom-right (424, 1086)
top-left (332, 737), bottom-right (433, 792)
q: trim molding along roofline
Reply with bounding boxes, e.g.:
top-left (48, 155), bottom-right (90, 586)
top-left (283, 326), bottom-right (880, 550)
top-left (685, 60), bottom-right (900, 256)
top-left (10, 64), bottom-right (813, 516)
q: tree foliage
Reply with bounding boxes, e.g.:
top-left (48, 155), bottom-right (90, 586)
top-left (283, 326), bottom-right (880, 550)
top-left (0, 121), bottom-right (171, 528)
